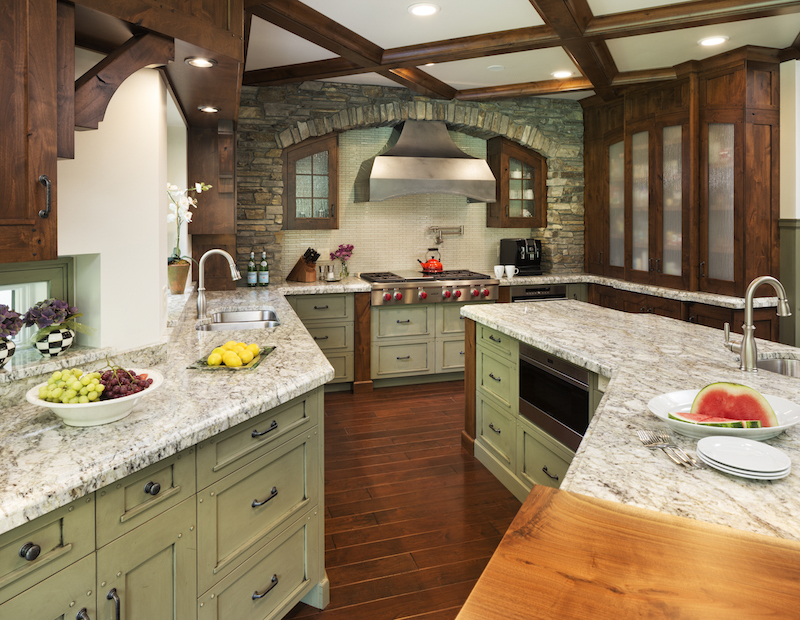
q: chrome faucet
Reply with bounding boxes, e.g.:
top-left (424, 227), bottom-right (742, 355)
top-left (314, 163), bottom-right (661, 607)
top-left (723, 275), bottom-right (791, 372)
top-left (197, 249), bottom-right (242, 318)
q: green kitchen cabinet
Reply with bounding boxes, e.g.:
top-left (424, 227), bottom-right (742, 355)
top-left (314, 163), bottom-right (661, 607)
top-left (288, 294), bottom-right (354, 383)
top-left (566, 283), bottom-right (588, 302)
top-left (516, 416), bottom-right (574, 490)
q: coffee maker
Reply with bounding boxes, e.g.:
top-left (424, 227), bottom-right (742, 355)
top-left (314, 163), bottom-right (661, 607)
top-left (499, 238), bottom-right (542, 276)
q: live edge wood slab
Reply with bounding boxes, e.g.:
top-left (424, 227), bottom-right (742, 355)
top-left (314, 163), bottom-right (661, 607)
top-left (457, 486), bottom-right (800, 620)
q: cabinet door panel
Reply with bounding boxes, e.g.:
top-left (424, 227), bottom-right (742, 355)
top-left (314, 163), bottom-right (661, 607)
top-left (372, 306), bottom-right (433, 340)
top-left (477, 349), bottom-right (516, 410)
top-left (607, 139), bottom-right (625, 274)
top-left (517, 418), bottom-right (574, 490)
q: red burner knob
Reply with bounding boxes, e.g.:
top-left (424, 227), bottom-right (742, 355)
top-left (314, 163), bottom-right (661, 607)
top-left (454, 290), bottom-right (462, 298)
top-left (394, 291), bottom-right (403, 301)
top-left (383, 293), bottom-right (391, 301)
top-left (481, 289), bottom-right (490, 297)
top-left (471, 289), bottom-right (480, 297)
top-left (443, 290), bottom-right (452, 299)
top-left (418, 290), bottom-right (428, 300)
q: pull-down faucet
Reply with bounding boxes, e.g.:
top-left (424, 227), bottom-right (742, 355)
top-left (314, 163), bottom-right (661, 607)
top-left (723, 275), bottom-right (791, 372)
top-left (197, 249), bottom-right (241, 318)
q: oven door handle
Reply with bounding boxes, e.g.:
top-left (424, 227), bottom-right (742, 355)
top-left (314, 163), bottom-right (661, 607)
top-left (520, 354), bottom-right (589, 392)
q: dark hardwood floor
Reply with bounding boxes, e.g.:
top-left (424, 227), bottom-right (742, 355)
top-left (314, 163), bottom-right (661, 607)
top-left (284, 380), bottom-right (522, 620)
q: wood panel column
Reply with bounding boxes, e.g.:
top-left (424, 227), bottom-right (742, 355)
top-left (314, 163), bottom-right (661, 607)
top-left (353, 292), bottom-right (373, 393)
top-left (462, 318), bottom-right (476, 455)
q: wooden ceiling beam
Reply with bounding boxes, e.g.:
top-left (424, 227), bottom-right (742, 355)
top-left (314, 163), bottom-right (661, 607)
top-left (243, 58), bottom-right (365, 86)
top-left (379, 67), bottom-right (457, 100)
top-left (456, 77), bottom-right (593, 101)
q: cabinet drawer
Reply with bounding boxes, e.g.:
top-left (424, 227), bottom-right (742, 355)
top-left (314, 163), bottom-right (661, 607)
top-left (326, 352), bottom-right (354, 383)
top-left (197, 429), bottom-right (319, 593)
top-left (371, 340), bottom-right (433, 378)
top-left (517, 418), bottom-right (574, 490)
top-left (0, 497), bottom-right (94, 605)
top-left (96, 447), bottom-right (196, 548)
top-left (307, 323), bottom-right (353, 352)
top-left (198, 511), bottom-right (319, 620)
top-left (435, 337), bottom-right (466, 373)
top-left (476, 396), bottom-right (515, 468)
top-left (436, 303), bottom-right (468, 337)
top-left (477, 325), bottom-right (517, 360)
top-left (291, 294), bottom-right (352, 322)
top-left (372, 305), bottom-right (434, 340)
top-left (477, 348), bottom-right (516, 410)
top-left (197, 389), bottom-right (322, 489)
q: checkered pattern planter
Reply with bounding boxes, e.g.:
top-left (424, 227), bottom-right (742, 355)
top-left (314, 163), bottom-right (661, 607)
top-left (35, 328), bottom-right (75, 357)
top-left (0, 338), bottom-right (15, 368)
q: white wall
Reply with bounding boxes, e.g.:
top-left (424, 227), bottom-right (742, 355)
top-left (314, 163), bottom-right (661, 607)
top-left (57, 49), bottom-right (168, 350)
top-left (781, 60), bottom-right (800, 220)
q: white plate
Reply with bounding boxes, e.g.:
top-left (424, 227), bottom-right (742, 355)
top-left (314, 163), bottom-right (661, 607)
top-left (696, 451), bottom-right (791, 480)
top-left (647, 389), bottom-right (800, 440)
top-left (697, 448), bottom-right (791, 475)
top-left (697, 436), bottom-right (792, 473)
top-left (26, 368), bottom-right (163, 427)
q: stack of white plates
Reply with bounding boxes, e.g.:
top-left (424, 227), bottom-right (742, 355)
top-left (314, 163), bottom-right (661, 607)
top-left (696, 436), bottom-right (791, 480)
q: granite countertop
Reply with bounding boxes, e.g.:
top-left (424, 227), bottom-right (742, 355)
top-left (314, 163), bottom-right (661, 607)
top-left (0, 289), bottom-right (333, 535)
top-left (461, 301), bottom-right (800, 541)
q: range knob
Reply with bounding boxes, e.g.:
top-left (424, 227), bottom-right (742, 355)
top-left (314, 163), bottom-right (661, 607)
top-left (481, 289), bottom-right (491, 297)
top-left (443, 289), bottom-right (452, 299)
top-left (454, 290), bottom-right (462, 298)
top-left (383, 293), bottom-right (391, 302)
top-left (394, 291), bottom-right (403, 301)
top-left (418, 290), bottom-right (428, 300)
top-left (471, 289), bottom-right (480, 297)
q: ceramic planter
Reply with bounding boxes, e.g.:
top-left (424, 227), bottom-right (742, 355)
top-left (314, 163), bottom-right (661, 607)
top-left (0, 338), bottom-right (16, 368)
top-left (168, 261), bottom-right (191, 295)
top-left (35, 328), bottom-right (75, 357)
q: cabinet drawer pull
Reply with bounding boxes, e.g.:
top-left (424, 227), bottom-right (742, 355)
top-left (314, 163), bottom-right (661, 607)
top-left (459, 351), bottom-right (465, 355)
top-left (38, 174), bottom-right (52, 218)
top-left (313, 335), bottom-right (329, 340)
top-left (143, 481), bottom-right (161, 496)
top-left (488, 423), bottom-right (501, 434)
top-left (18, 542), bottom-right (41, 561)
top-left (107, 588), bottom-right (120, 620)
top-left (253, 574), bottom-right (279, 599)
top-left (252, 420), bottom-right (278, 437)
top-left (396, 355), bottom-right (410, 360)
top-left (313, 305), bottom-right (328, 310)
top-left (489, 334), bottom-right (501, 343)
top-left (396, 319), bottom-right (410, 324)
top-left (252, 486), bottom-right (278, 507)
top-left (76, 608), bottom-right (90, 620)
top-left (542, 466), bottom-right (559, 481)
top-left (656, 258), bottom-right (661, 273)
top-left (488, 373), bottom-right (501, 382)
top-left (699, 261), bottom-right (706, 278)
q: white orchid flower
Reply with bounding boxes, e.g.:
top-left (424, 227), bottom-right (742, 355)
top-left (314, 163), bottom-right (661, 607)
top-left (167, 213), bottom-right (177, 223)
top-left (195, 182), bottom-right (204, 193)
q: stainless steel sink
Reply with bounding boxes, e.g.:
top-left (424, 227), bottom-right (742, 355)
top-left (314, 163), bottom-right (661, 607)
top-left (210, 310), bottom-right (279, 323)
top-left (756, 357), bottom-right (800, 378)
top-left (196, 320), bottom-right (280, 332)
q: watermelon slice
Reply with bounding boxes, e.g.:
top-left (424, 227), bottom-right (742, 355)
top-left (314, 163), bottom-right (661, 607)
top-left (690, 382), bottom-right (778, 428)
top-left (668, 412), bottom-right (762, 428)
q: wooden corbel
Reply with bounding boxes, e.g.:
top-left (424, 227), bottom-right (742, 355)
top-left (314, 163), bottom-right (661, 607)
top-left (74, 32), bottom-right (174, 130)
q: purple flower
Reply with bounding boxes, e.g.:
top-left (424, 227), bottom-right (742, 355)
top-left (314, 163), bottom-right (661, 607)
top-left (330, 244), bottom-right (354, 262)
top-left (0, 305), bottom-right (23, 339)
top-left (24, 299), bottom-right (79, 330)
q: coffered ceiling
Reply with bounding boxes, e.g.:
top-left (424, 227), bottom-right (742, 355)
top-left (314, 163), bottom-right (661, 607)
top-left (243, 0), bottom-right (800, 101)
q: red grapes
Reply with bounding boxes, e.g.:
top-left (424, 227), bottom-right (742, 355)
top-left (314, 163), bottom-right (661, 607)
top-left (99, 368), bottom-right (153, 400)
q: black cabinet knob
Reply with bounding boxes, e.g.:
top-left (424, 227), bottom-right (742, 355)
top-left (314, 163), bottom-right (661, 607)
top-left (144, 481), bottom-right (161, 496)
top-left (19, 542), bottom-right (41, 561)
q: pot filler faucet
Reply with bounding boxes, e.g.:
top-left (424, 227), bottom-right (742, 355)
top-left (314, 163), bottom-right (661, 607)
top-left (723, 275), bottom-right (791, 372)
top-left (197, 249), bottom-right (242, 318)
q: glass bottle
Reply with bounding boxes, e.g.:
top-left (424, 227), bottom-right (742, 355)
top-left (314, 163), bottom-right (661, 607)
top-left (247, 251), bottom-right (257, 287)
top-left (258, 251), bottom-right (269, 287)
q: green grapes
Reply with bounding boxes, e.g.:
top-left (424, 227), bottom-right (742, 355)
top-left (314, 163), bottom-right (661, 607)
top-left (39, 368), bottom-right (105, 404)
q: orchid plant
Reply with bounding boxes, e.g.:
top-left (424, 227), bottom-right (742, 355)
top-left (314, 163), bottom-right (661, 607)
top-left (0, 305), bottom-right (23, 340)
top-left (23, 299), bottom-right (90, 343)
top-left (167, 182), bottom-right (212, 264)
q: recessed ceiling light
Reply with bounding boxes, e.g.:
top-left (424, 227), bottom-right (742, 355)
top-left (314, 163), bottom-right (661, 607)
top-left (552, 71), bottom-right (573, 79)
top-left (408, 3), bottom-right (440, 16)
top-left (698, 36), bottom-right (729, 47)
top-left (185, 57), bottom-right (217, 68)
top-left (197, 105), bottom-right (220, 113)
top-left (488, 65), bottom-right (504, 72)
top-left (424, 63), bottom-right (435, 67)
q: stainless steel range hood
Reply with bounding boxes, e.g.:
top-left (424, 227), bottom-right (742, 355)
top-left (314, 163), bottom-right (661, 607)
top-left (368, 121), bottom-right (496, 203)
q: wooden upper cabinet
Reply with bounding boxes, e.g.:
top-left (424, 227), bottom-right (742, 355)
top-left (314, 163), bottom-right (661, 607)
top-left (283, 135), bottom-right (339, 230)
top-left (486, 137), bottom-right (547, 229)
top-left (0, 0), bottom-right (59, 263)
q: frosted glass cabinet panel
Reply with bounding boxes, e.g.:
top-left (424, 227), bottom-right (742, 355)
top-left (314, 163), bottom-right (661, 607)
top-left (631, 131), bottom-right (649, 273)
top-left (283, 135), bottom-right (339, 230)
top-left (707, 123), bottom-right (735, 282)
top-left (661, 125), bottom-right (682, 277)
top-left (608, 141), bottom-right (625, 268)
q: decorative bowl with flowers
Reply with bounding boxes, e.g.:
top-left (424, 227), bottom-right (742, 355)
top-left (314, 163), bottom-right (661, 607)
top-left (0, 305), bottom-right (23, 368)
top-left (24, 298), bottom-right (89, 357)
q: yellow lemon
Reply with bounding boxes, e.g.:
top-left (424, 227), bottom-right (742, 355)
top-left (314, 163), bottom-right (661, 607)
top-left (207, 352), bottom-right (223, 366)
top-left (247, 343), bottom-right (260, 356)
top-left (240, 349), bottom-right (254, 364)
top-left (230, 345), bottom-right (245, 355)
top-left (222, 351), bottom-right (242, 367)
top-left (211, 347), bottom-right (226, 356)
top-left (237, 342), bottom-right (247, 348)
top-left (223, 340), bottom-right (238, 350)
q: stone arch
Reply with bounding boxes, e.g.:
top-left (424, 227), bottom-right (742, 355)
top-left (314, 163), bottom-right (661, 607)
top-left (274, 100), bottom-right (562, 159)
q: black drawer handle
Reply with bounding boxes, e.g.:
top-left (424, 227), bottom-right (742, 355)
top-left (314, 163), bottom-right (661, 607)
top-left (144, 481), bottom-right (161, 496)
top-left (252, 420), bottom-right (278, 438)
top-left (396, 319), bottom-right (410, 324)
top-left (313, 335), bottom-right (329, 340)
top-left (489, 373), bottom-right (501, 382)
top-left (488, 423), bottom-right (501, 434)
top-left (38, 174), bottom-right (52, 218)
top-left (542, 466), bottom-right (559, 481)
top-left (253, 574), bottom-right (279, 599)
top-left (459, 351), bottom-right (465, 355)
top-left (252, 486), bottom-right (278, 507)
top-left (313, 305), bottom-right (328, 310)
top-left (396, 355), bottom-right (411, 360)
top-left (489, 335), bottom-right (501, 343)
top-left (19, 542), bottom-right (41, 561)
top-left (76, 608), bottom-right (90, 620)
top-left (107, 589), bottom-right (120, 620)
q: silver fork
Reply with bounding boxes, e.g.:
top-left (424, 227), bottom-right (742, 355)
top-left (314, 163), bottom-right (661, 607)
top-left (655, 430), bottom-right (700, 467)
top-left (636, 430), bottom-right (691, 467)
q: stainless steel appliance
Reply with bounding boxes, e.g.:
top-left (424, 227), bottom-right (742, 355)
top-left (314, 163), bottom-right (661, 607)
top-left (509, 284), bottom-right (566, 302)
top-left (500, 238), bottom-right (542, 276)
top-left (518, 343), bottom-right (590, 451)
top-left (360, 270), bottom-right (499, 306)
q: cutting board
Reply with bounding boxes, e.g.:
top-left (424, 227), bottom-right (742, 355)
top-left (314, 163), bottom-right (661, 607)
top-left (457, 486), bottom-right (800, 619)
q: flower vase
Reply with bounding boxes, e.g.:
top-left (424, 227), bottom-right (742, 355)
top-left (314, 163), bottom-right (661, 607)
top-left (0, 338), bottom-right (15, 369)
top-left (35, 328), bottom-right (75, 357)
top-left (340, 262), bottom-right (349, 279)
top-left (168, 261), bottom-right (191, 295)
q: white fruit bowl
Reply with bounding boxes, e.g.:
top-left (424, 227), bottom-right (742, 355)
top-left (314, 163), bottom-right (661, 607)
top-left (25, 368), bottom-right (164, 427)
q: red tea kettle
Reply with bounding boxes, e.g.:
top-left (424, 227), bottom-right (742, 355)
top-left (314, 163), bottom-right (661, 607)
top-left (418, 248), bottom-right (443, 273)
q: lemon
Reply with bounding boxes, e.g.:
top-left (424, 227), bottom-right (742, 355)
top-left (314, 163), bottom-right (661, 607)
top-left (230, 345), bottom-right (245, 354)
top-left (240, 349), bottom-right (254, 364)
top-left (207, 352), bottom-right (223, 366)
top-left (237, 342), bottom-right (247, 348)
top-left (247, 343), bottom-right (260, 356)
top-left (212, 347), bottom-right (226, 356)
top-left (222, 351), bottom-right (242, 367)
top-left (224, 340), bottom-right (238, 349)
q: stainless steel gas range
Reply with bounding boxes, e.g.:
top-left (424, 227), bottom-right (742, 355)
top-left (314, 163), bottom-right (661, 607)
top-left (359, 270), bottom-right (499, 306)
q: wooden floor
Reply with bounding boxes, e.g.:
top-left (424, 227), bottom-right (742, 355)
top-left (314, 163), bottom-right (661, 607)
top-left (284, 380), bottom-right (522, 620)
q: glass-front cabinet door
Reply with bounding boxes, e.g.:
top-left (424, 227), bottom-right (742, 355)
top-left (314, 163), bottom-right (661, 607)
top-left (629, 129), bottom-right (651, 282)
top-left (606, 137), bottom-right (625, 278)
top-left (283, 135), bottom-right (339, 230)
top-left (487, 137), bottom-right (547, 229)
